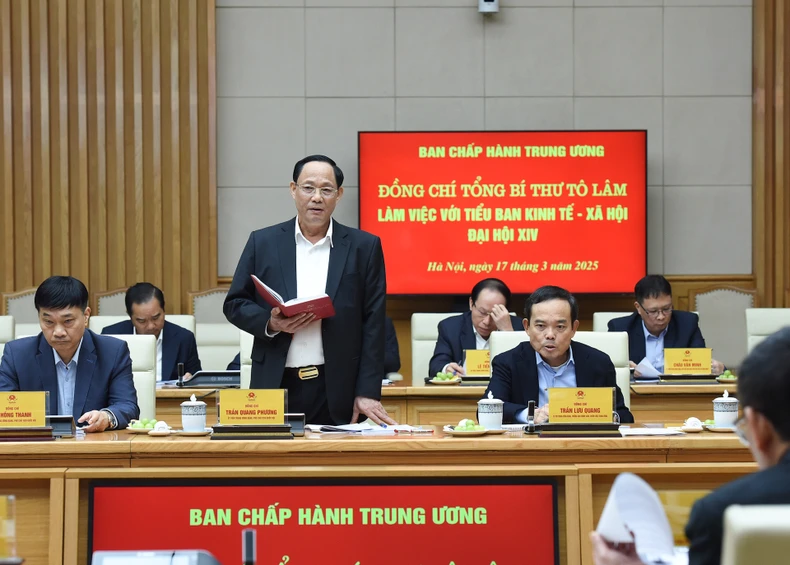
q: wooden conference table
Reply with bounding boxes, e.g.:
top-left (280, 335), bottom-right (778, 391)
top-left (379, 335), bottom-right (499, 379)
top-left (1, 427), bottom-right (754, 565)
top-left (156, 382), bottom-right (739, 428)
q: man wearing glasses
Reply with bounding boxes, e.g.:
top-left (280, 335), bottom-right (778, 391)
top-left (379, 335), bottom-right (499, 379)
top-left (224, 155), bottom-right (394, 426)
top-left (607, 275), bottom-right (724, 376)
top-left (590, 327), bottom-right (790, 565)
top-left (428, 278), bottom-right (523, 378)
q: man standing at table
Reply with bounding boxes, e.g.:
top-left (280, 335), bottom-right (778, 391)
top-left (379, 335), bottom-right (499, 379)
top-left (590, 326), bottom-right (790, 565)
top-left (607, 275), bottom-right (724, 376)
top-left (224, 155), bottom-right (394, 426)
top-left (0, 276), bottom-right (139, 431)
top-left (485, 285), bottom-right (633, 425)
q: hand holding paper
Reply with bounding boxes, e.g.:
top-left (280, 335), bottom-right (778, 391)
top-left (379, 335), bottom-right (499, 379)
top-left (634, 358), bottom-right (660, 380)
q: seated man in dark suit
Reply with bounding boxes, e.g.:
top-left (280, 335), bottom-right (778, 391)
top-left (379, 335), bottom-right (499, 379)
top-left (226, 315), bottom-right (401, 377)
top-left (485, 285), bottom-right (633, 425)
top-left (0, 276), bottom-right (139, 431)
top-left (101, 282), bottom-right (202, 381)
top-left (428, 278), bottom-right (524, 378)
top-left (590, 326), bottom-right (790, 565)
top-left (607, 275), bottom-right (724, 376)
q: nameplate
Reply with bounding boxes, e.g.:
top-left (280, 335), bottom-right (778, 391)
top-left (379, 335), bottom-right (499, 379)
top-left (0, 391), bottom-right (48, 428)
top-left (463, 349), bottom-right (491, 377)
top-left (219, 389), bottom-right (285, 425)
top-left (663, 348), bottom-right (712, 375)
top-left (549, 388), bottom-right (613, 424)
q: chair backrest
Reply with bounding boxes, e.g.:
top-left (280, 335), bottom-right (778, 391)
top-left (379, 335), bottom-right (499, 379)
top-left (195, 323), bottom-right (240, 371)
top-left (745, 308), bottom-right (790, 352)
top-left (722, 505), bottom-right (790, 565)
top-left (410, 313), bottom-right (463, 386)
top-left (187, 287), bottom-right (230, 323)
top-left (573, 331), bottom-right (630, 408)
top-left (240, 330), bottom-right (254, 389)
top-left (89, 315), bottom-right (128, 334)
top-left (93, 288), bottom-right (128, 315)
top-left (489, 331), bottom-right (530, 363)
top-left (0, 315), bottom-right (14, 343)
top-left (2, 288), bottom-right (38, 338)
top-left (690, 286), bottom-right (757, 368)
top-left (166, 315), bottom-right (196, 335)
top-left (489, 330), bottom-right (631, 408)
top-left (592, 312), bottom-right (632, 332)
top-left (104, 334), bottom-right (156, 421)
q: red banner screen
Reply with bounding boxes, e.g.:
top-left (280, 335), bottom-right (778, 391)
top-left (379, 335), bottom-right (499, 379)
top-left (91, 479), bottom-right (557, 565)
top-left (358, 131), bottom-right (647, 294)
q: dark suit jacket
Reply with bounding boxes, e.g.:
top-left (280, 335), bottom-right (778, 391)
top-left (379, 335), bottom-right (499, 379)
top-left (0, 329), bottom-right (139, 428)
top-left (226, 316), bottom-right (399, 376)
top-left (384, 316), bottom-right (400, 374)
top-left (484, 340), bottom-right (634, 424)
top-left (428, 310), bottom-right (524, 378)
top-left (101, 320), bottom-right (201, 381)
top-left (685, 450), bottom-right (790, 565)
top-left (607, 310), bottom-right (706, 364)
top-left (223, 218), bottom-right (387, 424)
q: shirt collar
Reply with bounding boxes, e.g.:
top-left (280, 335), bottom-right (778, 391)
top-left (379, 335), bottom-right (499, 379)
top-left (472, 326), bottom-right (488, 343)
top-left (133, 326), bottom-right (164, 344)
top-left (642, 320), bottom-right (668, 340)
top-left (53, 337), bottom-right (84, 368)
top-left (295, 217), bottom-right (334, 247)
top-left (535, 346), bottom-right (575, 371)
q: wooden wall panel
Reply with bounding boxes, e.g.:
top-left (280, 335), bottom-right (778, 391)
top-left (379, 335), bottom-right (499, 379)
top-left (0, 0), bottom-right (216, 313)
top-left (754, 0), bottom-right (790, 308)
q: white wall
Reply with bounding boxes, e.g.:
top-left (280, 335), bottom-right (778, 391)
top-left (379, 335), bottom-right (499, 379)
top-left (216, 0), bottom-right (753, 278)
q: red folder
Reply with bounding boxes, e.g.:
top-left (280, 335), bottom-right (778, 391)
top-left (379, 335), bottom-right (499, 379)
top-left (251, 275), bottom-right (335, 320)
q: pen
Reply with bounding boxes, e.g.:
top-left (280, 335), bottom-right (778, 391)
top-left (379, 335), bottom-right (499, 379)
top-left (380, 423), bottom-right (387, 429)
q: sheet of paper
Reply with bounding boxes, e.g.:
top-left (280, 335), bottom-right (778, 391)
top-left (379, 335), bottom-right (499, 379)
top-left (305, 422), bottom-right (417, 433)
top-left (596, 473), bottom-right (676, 563)
top-left (620, 427), bottom-right (685, 436)
top-left (635, 357), bottom-right (661, 378)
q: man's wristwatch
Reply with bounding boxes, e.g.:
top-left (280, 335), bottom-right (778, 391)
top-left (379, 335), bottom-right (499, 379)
top-left (100, 409), bottom-right (118, 430)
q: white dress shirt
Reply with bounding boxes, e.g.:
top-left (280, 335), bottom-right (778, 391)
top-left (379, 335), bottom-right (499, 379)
top-left (642, 321), bottom-right (667, 373)
top-left (134, 327), bottom-right (164, 381)
top-left (284, 218), bottom-right (333, 368)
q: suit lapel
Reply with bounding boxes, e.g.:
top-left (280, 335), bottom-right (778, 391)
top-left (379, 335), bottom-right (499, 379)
top-left (73, 331), bottom-right (98, 419)
top-left (277, 220), bottom-right (298, 301)
top-left (35, 336), bottom-right (60, 416)
top-left (460, 311), bottom-right (476, 351)
top-left (628, 315), bottom-right (647, 362)
top-left (325, 222), bottom-right (350, 302)
top-left (664, 316), bottom-right (679, 348)
top-left (519, 344), bottom-right (541, 404)
top-left (161, 322), bottom-right (175, 381)
top-left (572, 342), bottom-right (593, 386)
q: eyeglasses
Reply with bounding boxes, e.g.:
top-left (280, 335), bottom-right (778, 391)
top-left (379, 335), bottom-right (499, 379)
top-left (473, 306), bottom-right (493, 318)
top-left (639, 303), bottom-right (673, 318)
top-left (296, 184), bottom-right (339, 199)
top-left (734, 415), bottom-right (749, 447)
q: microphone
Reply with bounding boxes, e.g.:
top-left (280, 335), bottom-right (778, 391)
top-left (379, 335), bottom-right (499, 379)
top-left (177, 362), bottom-right (185, 388)
top-left (242, 528), bottom-right (256, 565)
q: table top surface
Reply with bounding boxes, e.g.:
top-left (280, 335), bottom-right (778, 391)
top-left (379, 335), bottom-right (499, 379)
top-left (155, 382), bottom-right (738, 399)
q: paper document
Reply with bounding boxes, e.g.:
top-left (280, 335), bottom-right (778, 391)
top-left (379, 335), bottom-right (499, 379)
top-left (619, 427), bottom-right (685, 437)
top-left (634, 358), bottom-right (661, 379)
top-left (305, 421), bottom-right (417, 434)
top-left (596, 473), bottom-right (676, 564)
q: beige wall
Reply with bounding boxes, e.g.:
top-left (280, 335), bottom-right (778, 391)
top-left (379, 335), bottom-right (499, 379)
top-left (215, 0), bottom-right (753, 278)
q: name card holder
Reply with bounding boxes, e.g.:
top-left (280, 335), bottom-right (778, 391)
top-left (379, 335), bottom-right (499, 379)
top-left (663, 348), bottom-right (712, 376)
top-left (540, 388), bottom-right (620, 438)
top-left (213, 389), bottom-right (292, 440)
top-left (463, 349), bottom-right (491, 378)
top-left (0, 391), bottom-right (53, 441)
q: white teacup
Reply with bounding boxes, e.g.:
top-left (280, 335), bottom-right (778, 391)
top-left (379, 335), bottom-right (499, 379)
top-left (181, 398), bottom-right (207, 432)
top-left (713, 391), bottom-right (739, 428)
top-left (477, 396), bottom-right (504, 430)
